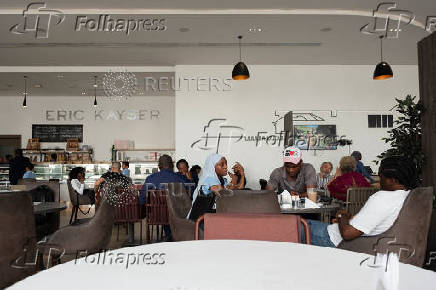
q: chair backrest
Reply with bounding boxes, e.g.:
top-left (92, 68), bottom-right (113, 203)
top-left (165, 183), bottom-right (197, 241)
top-left (0, 192), bottom-right (37, 289)
top-left (216, 190), bottom-right (280, 214)
top-left (195, 213), bottom-right (310, 244)
top-left (114, 194), bottom-right (141, 223)
top-left (146, 190), bottom-right (169, 225)
top-left (345, 187), bottom-right (378, 216)
top-left (67, 179), bottom-right (78, 206)
top-left (166, 182), bottom-right (192, 217)
top-left (47, 197), bottom-right (115, 255)
top-left (338, 187), bottom-right (433, 267)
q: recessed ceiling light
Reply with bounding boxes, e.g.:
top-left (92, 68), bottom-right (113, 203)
top-left (248, 27), bottom-right (262, 32)
top-left (34, 84), bottom-right (42, 88)
top-left (56, 74), bottom-right (64, 79)
top-left (179, 28), bottom-right (190, 32)
top-left (320, 27), bottom-right (332, 32)
top-left (81, 91), bottom-right (86, 95)
top-left (6, 84), bottom-right (13, 88)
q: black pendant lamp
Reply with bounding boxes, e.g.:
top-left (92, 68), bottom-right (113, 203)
top-left (373, 35), bottom-right (393, 80)
top-left (93, 75), bottom-right (98, 107)
top-left (232, 35), bottom-right (250, 80)
top-left (22, 76), bottom-right (27, 108)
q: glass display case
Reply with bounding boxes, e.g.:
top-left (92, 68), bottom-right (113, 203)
top-left (0, 163), bottom-right (9, 185)
top-left (32, 162), bottom-right (159, 185)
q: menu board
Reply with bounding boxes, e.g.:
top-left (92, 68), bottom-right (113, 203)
top-left (32, 124), bottom-right (83, 142)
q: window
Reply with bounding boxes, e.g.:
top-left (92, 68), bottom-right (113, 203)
top-left (368, 114), bottom-right (393, 128)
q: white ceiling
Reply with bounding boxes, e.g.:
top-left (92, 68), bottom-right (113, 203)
top-left (0, 0), bottom-right (434, 95)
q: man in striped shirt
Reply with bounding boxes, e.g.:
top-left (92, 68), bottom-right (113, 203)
top-left (317, 161), bottom-right (333, 191)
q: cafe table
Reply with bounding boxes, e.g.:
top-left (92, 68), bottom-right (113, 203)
top-left (280, 202), bottom-right (340, 223)
top-left (33, 202), bottom-right (67, 215)
top-left (8, 240), bottom-right (436, 290)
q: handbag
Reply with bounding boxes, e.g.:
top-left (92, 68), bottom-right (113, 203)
top-left (188, 188), bottom-right (216, 221)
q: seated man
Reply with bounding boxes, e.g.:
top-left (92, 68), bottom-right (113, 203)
top-left (139, 155), bottom-right (194, 241)
top-left (316, 161), bottom-right (333, 191)
top-left (304, 156), bottom-right (417, 247)
top-left (266, 146), bottom-right (316, 196)
top-left (351, 151), bottom-right (374, 183)
top-left (94, 162), bottom-right (123, 205)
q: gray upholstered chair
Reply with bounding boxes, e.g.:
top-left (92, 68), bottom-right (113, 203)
top-left (45, 196), bottom-right (114, 264)
top-left (0, 192), bottom-right (37, 289)
top-left (216, 190), bottom-right (281, 214)
top-left (338, 187), bottom-right (433, 267)
top-left (165, 182), bottom-right (198, 241)
top-left (67, 179), bottom-right (93, 224)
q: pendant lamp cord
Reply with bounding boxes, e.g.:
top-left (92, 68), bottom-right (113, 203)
top-left (24, 76), bottom-right (27, 96)
top-left (379, 35), bottom-right (384, 62)
top-left (94, 76), bottom-right (97, 103)
top-left (238, 35), bottom-right (242, 61)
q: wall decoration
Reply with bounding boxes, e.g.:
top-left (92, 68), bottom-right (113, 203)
top-left (294, 124), bottom-right (337, 150)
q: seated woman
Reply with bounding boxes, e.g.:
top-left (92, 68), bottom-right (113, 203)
top-left (327, 156), bottom-right (371, 201)
top-left (187, 154), bottom-right (241, 221)
top-left (69, 167), bottom-right (95, 204)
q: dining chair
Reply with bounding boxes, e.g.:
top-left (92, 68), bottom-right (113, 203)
top-left (67, 179), bottom-right (93, 224)
top-left (216, 190), bottom-right (280, 214)
top-left (0, 192), bottom-right (38, 289)
top-left (113, 194), bottom-right (143, 244)
top-left (166, 182), bottom-right (198, 241)
top-left (338, 187), bottom-right (433, 267)
top-left (145, 189), bottom-right (169, 243)
top-left (344, 187), bottom-right (378, 216)
top-left (195, 213), bottom-right (311, 244)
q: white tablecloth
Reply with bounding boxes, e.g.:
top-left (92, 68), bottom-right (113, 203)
top-left (8, 240), bottom-right (436, 290)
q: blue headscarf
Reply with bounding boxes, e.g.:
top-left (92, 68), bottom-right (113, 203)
top-left (191, 153), bottom-right (224, 202)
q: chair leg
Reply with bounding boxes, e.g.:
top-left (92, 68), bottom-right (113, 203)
top-left (74, 206), bottom-right (79, 223)
top-left (146, 222), bottom-right (150, 244)
top-left (69, 206), bottom-right (77, 225)
top-left (139, 221), bottom-right (143, 245)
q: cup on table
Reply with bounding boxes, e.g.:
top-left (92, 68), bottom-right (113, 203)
top-left (307, 188), bottom-right (317, 203)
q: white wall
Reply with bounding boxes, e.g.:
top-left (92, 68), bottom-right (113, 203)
top-left (175, 65), bottom-right (419, 189)
top-left (0, 95), bottom-right (175, 161)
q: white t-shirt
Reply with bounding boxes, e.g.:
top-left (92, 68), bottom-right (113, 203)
top-left (71, 179), bottom-right (85, 195)
top-left (327, 189), bottom-right (410, 246)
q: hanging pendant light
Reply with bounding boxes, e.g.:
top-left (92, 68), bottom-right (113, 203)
top-left (232, 35), bottom-right (250, 80)
top-left (373, 35), bottom-right (393, 80)
top-left (22, 76), bottom-right (27, 108)
top-left (93, 75), bottom-right (98, 107)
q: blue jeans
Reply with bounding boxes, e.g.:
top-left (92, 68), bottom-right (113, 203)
top-left (301, 219), bottom-right (336, 247)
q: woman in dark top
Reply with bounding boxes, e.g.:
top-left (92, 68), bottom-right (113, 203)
top-left (327, 156), bottom-right (371, 201)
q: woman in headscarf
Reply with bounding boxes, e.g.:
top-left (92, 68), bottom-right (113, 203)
top-left (187, 153), bottom-right (229, 221)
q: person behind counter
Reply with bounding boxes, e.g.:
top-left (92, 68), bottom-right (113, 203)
top-left (122, 161), bottom-right (130, 177)
top-left (23, 163), bottom-right (36, 179)
top-left (265, 146), bottom-right (316, 196)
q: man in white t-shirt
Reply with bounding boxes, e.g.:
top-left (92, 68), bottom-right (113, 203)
top-left (303, 156), bottom-right (418, 247)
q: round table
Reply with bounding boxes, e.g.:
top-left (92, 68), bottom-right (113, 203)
top-left (8, 240), bottom-right (436, 289)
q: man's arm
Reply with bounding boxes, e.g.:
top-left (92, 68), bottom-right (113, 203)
top-left (338, 213), bottom-right (363, 241)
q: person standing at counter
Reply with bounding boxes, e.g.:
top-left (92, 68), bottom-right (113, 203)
top-left (266, 147), bottom-right (316, 196)
top-left (9, 149), bottom-right (31, 185)
top-left (122, 161), bottom-right (130, 177)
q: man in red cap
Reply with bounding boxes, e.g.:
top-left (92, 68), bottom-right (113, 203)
top-left (266, 146), bottom-right (316, 197)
